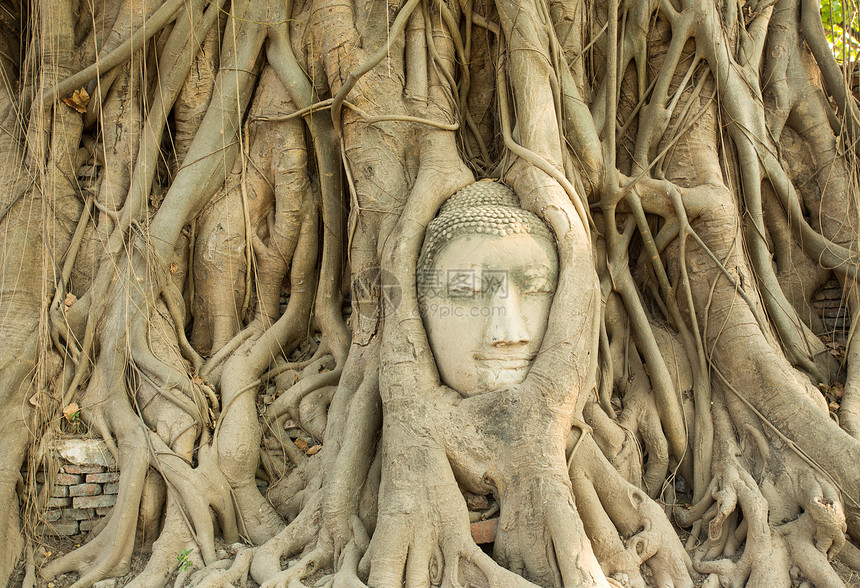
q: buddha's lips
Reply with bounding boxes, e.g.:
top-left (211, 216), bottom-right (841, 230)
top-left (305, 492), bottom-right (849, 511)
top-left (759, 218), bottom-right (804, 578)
top-left (474, 355), bottom-right (534, 369)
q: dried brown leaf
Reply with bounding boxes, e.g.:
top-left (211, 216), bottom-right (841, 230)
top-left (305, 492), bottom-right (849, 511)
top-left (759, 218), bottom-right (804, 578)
top-left (62, 88), bottom-right (90, 114)
top-left (63, 402), bottom-right (80, 421)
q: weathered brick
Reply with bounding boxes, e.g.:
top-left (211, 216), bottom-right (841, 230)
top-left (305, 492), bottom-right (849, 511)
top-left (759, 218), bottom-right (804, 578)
top-left (102, 481), bottom-right (119, 495)
top-left (67, 508), bottom-right (95, 520)
top-left (69, 484), bottom-right (102, 496)
top-left (69, 483), bottom-right (101, 497)
top-left (470, 518), bottom-right (497, 544)
top-left (42, 509), bottom-right (61, 522)
top-left (86, 472), bottom-right (119, 484)
top-left (73, 494), bottom-right (116, 509)
top-left (55, 473), bottom-right (84, 485)
top-left (46, 497), bottom-right (71, 508)
top-left (36, 519), bottom-right (78, 537)
top-left (96, 506), bottom-right (113, 516)
top-left (51, 485), bottom-right (69, 498)
top-left (62, 464), bottom-right (105, 475)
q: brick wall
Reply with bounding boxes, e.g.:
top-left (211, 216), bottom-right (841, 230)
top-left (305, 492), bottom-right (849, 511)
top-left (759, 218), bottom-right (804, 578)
top-left (814, 277), bottom-right (851, 343)
top-left (35, 439), bottom-right (119, 537)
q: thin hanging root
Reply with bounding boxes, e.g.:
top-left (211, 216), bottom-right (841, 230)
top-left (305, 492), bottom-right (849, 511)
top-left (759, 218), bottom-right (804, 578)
top-left (41, 0), bottom-right (186, 105)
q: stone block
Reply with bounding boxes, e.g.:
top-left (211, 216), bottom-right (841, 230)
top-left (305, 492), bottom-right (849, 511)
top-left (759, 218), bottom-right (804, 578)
top-left (55, 473), bottom-right (83, 485)
top-left (42, 509), bottom-right (61, 522)
top-left (102, 482), bottom-right (119, 495)
top-left (73, 494), bottom-right (116, 509)
top-left (62, 464), bottom-right (105, 474)
top-left (68, 508), bottom-right (95, 520)
top-left (470, 518), bottom-right (497, 545)
top-left (46, 497), bottom-right (71, 508)
top-left (69, 483), bottom-right (101, 497)
top-left (36, 519), bottom-right (78, 537)
top-left (86, 472), bottom-right (119, 484)
top-left (55, 439), bottom-right (116, 467)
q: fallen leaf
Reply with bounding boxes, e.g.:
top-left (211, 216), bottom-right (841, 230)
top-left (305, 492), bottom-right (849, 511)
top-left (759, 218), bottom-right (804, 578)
top-left (63, 402), bottom-right (80, 421)
top-left (64, 292), bottom-right (77, 307)
top-left (294, 438), bottom-right (308, 451)
top-left (306, 444), bottom-right (322, 455)
top-left (62, 88), bottom-right (90, 114)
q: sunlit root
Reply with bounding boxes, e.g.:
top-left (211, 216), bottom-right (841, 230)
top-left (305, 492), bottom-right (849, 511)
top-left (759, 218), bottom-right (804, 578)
top-left (571, 433), bottom-right (693, 588)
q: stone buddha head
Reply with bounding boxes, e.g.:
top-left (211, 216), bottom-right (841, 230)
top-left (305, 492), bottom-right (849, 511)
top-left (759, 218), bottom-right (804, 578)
top-left (417, 181), bottom-right (558, 397)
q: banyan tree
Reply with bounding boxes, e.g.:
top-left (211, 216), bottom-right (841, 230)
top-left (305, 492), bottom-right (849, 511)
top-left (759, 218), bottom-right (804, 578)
top-left (2, 0), bottom-right (860, 586)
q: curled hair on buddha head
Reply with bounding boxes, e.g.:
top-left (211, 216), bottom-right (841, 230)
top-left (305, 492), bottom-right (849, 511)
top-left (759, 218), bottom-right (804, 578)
top-left (416, 180), bottom-right (555, 298)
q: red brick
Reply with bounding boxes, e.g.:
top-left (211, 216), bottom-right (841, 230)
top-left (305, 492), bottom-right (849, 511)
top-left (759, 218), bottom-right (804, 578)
top-left (86, 472), bottom-right (119, 484)
top-left (62, 464), bottom-right (105, 475)
top-left (470, 518), bottom-right (497, 544)
top-left (51, 485), bottom-right (69, 498)
top-left (46, 497), bottom-right (70, 508)
top-left (56, 473), bottom-right (84, 485)
top-left (103, 482), bottom-right (119, 495)
top-left (69, 483), bottom-right (101, 497)
top-left (73, 494), bottom-right (116, 509)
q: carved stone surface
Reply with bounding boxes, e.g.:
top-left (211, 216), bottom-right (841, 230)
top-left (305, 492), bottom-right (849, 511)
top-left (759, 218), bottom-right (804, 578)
top-left (417, 182), bottom-right (558, 396)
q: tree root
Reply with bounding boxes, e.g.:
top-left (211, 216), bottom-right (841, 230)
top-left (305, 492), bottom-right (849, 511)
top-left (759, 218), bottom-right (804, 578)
top-left (572, 433), bottom-right (693, 588)
top-left (194, 547), bottom-right (255, 588)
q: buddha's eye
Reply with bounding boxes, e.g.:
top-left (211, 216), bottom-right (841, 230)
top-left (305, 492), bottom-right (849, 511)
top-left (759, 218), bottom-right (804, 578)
top-left (448, 281), bottom-right (478, 298)
top-left (523, 275), bottom-right (554, 295)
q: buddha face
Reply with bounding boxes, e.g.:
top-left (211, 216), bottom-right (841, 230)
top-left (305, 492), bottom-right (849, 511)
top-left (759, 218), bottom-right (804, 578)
top-left (419, 231), bottom-right (558, 397)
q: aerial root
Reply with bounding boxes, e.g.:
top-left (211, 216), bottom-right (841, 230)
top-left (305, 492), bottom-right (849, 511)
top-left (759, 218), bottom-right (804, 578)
top-left (259, 546), bottom-right (330, 588)
top-left (328, 538), bottom-right (367, 588)
top-left (691, 464), bottom-right (791, 587)
top-left (125, 495), bottom-right (198, 588)
top-left (148, 431), bottom-right (239, 563)
top-left (193, 547), bottom-right (255, 588)
top-left (251, 495), bottom-right (321, 584)
top-left (777, 482), bottom-right (847, 588)
top-left (573, 435), bottom-right (693, 587)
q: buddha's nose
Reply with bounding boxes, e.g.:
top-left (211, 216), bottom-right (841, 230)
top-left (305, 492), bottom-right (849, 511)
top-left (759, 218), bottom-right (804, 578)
top-left (487, 291), bottom-right (529, 346)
